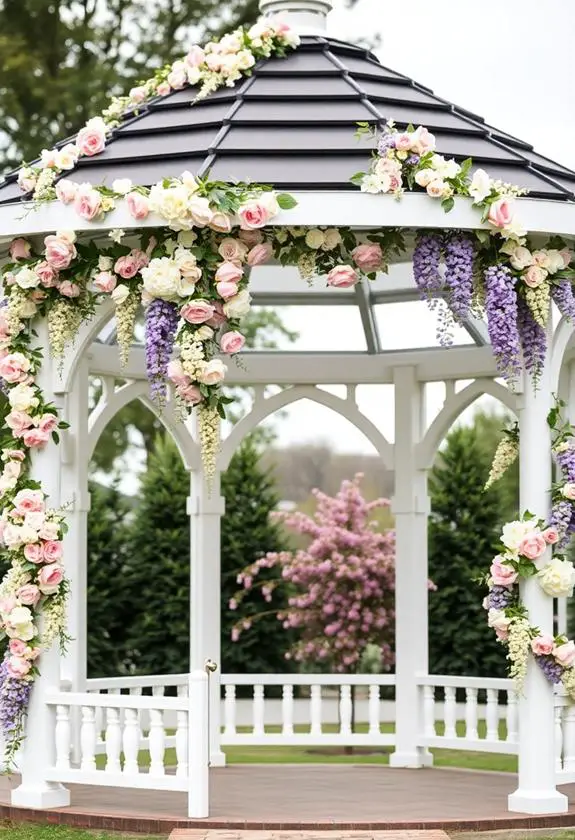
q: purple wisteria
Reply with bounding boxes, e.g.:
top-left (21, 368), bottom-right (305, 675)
top-left (555, 447), bottom-right (575, 483)
top-left (484, 264), bottom-right (521, 384)
top-left (0, 658), bottom-right (31, 767)
top-left (517, 296), bottom-right (546, 386)
top-left (550, 500), bottom-right (572, 548)
top-left (444, 234), bottom-right (474, 322)
top-left (145, 298), bottom-right (179, 404)
top-left (488, 585), bottom-right (514, 610)
top-left (535, 654), bottom-right (564, 685)
top-left (413, 233), bottom-right (443, 300)
top-left (552, 279), bottom-right (575, 322)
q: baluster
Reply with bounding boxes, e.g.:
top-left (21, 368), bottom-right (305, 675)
top-left (253, 684), bottom-right (265, 736)
top-left (224, 685), bottom-right (236, 735)
top-left (465, 688), bottom-right (478, 740)
top-left (94, 706), bottom-right (104, 744)
top-left (123, 708), bottom-right (140, 776)
top-left (506, 691), bottom-right (518, 742)
top-left (562, 705), bottom-right (575, 772)
top-left (152, 685), bottom-right (165, 699)
top-left (55, 705), bottom-right (71, 770)
top-left (310, 684), bottom-right (322, 735)
top-left (130, 686), bottom-right (143, 735)
top-left (80, 706), bottom-right (97, 771)
top-left (176, 710), bottom-right (189, 777)
top-left (177, 684), bottom-right (189, 700)
top-left (339, 685), bottom-right (352, 735)
top-left (444, 687), bottom-right (456, 738)
top-left (105, 707), bottom-right (122, 773)
top-left (486, 689), bottom-right (498, 741)
top-left (423, 686), bottom-right (435, 736)
top-left (282, 685), bottom-right (294, 736)
top-left (368, 684), bottom-right (380, 735)
top-left (149, 709), bottom-right (166, 776)
top-left (555, 706), bottom-right (564, 772)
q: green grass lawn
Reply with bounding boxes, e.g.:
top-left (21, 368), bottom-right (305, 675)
top-left (0, 824), bottom-right (165, 840)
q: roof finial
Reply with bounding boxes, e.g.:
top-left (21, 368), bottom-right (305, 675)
top-left (259, 0), bottom-right (333, 33)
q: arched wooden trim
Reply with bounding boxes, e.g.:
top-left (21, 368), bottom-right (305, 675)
top-left (551, 314), bottom-right (574, 393)
top-left (54, 299), bottom-right (116, 395)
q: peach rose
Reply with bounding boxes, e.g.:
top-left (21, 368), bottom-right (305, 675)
top-left (127, 192), bottom-right (150, 220)
top-left (560, 248), bottom-right (574, 269)
top-left (35, 261), bottom-right (59, 287)
top-left (216, 281), bottom-right (238, 299)
top-left (238, 229), bottom-right (264, 246)
top-left (38, 564), bottom-right (64, 595)
top-left (524, 265), bottom-right (547, 288)
top-left (177, 382), bottom-right (203, 404)
top-left (129, 85), bottom-right (148, 103)
top-left (76, 119), bottom-right (107, 157)
top-left (352, 243), bottom-right (383, 272)
top-left (554, 641), bottom-right (575, 667)
top-left (531, 635), bottom-right (554, 656)
top-left (197, 359), bottom-right (227, 385)
top-left (180, 300), bottom-right (215, 324)
top-left (58, 280), bottom-right (80, 298)
top-left (156, 81), bottom-right (171, 96)
top-left (210, 212), bottom-right (232, 233)
top-left (246, 242), bottom-right (273, 267)
top-left (220, 331), bottom-right (245, 354)
top-left (218, 238), bottom-right (248, 263)
top-left (186, 45), bottom-right (205, 67)
top-left (206, 301), bottom-right (227, 328)
top-left (518, 532), bottom-right (547, 560)
top-left (488, 197), bottom-right (515, 229)
top-left (9, 239), bottom-right (31, 261)
top-left (326, 265), bottom-right (359, 288)
top-left (44, 234), bottom-right (77, 270)
top-left (93, 271), bottom-right (117, 293)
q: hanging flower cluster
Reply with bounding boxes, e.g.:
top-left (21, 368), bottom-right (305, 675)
top-left (484, 402), bottom-right (575, 697)
top-left (484, 422), bottom-right (519, 490)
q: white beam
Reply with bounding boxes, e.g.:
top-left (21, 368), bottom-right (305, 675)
top-left (2, 192), bottom-right (575, 242)
top-left (88, 343), bottom-right (499, 383)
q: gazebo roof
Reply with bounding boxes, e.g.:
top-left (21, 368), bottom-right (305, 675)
top-left (1, 34), bottom-right (575, 204)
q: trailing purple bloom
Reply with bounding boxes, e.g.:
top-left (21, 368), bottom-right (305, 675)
top-left (0, 657), bottom-right (31, 766)
top-left (406, 154), bottom-right (420, 166)
top-left (552, 279), bottom-right (575, 322)
top-left (484, 264), bottom-right (521, 384)
top-left (444, 234), bottom-right (474, 322)
top-left (555, 447), bottom-right (575, 483)
top-left (517, 296), bottom-right (546, 386)
top-left (413, 233), bottom-right (443, 299)
top-left (377, 132), bottom-right (396, 155)
top-left (488, 585), bottom-right (514, 610)
top-left (550, 500), bottom-right (572, 549)
top-left (535, 654), bottom-right (564, 685)
top-left (145, 298), bottom-right (179, 404)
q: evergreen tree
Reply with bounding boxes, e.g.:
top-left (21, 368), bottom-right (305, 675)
top-left (428, 424), bottom-right (508, 677)
top-left (86, 480), bottom-right (132, 677)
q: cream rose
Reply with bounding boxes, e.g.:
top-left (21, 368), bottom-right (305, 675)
top-left (538, 558), bottom-right (575, 598)
top-left (197, 359), bottom-right (227, 386)
top-left (305, 229), bottom-right (325, 250)
top-left (223, 289), bottom-right (252, 319)
top-left (140, 257), bottom-right (181, 300)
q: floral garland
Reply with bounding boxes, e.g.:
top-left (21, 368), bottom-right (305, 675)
top-left (484, 402), bottom-right (575, 699)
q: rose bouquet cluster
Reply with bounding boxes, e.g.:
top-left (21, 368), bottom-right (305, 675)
top-left (18, 20), bottom-right (299, 204)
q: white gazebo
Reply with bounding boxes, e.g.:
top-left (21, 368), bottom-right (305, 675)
top-left (1, 0), bottom-right (575, 823)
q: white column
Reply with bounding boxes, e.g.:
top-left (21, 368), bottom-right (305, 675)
top-left (389, 366), bottom-right (432, 768)
top-left (11, 321), bottom-right (70, 809)
top-left (188, 467), bottom-right (226, 767)
top-left (508, 332), bottom-right (568, 814)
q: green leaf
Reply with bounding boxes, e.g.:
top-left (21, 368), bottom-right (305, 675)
top-left (276, 193), bottom-right (298, 210)
top-left (441, 196), bottom-right (455, 213)
top-left (349, 172), bottom-right (366, 186)
top-left (51, 430), bottom-right (60, 444)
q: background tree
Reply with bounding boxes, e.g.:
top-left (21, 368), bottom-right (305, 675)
top-left (428, 423), bottom-right (508, 677)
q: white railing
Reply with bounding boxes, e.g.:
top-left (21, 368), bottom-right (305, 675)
top-left (46, 671), bottom-right (209, 816)
top-left (553, 689), bottom-right (575, 784)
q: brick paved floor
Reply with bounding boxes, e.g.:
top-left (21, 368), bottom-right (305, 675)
top-left (1, 766), bottom-right (575, 831)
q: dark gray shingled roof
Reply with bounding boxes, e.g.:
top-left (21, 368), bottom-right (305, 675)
top-left (2, 34), bottom-right (575, 204)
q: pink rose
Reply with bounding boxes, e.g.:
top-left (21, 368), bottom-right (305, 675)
top-left (6, 656), bottom-right (31, 678)
top-left (127, 192), bottom-right (150, 220)
top-left (9, 639), bottom-right (28, 656)
top-left (74, 188), bottom-right (102, 221)
top-left (43, 540), bottom-right (63, 563)
top-left (560, 248), bottom-right (574, 269)
top-left (410, 125), bottom-right (436, 155)
top-left (93, 271), bottom-right (117, 293)
top-left (218, 238), bottom-right (248, 263)
top-left (58, 280), bottom-right (80, 298)
top-left (554, 641), bottom-right (575, 667)
top-left (177, 383), bottom-right (203, 404)
top-left (206, 301), bottom-right (227, 328)
top-left (488, 197), bottom-right (515, 229)
top-left (55, 180), bottom-right (78, 204)
top-left (167, 67), bottom-right (187, 89)
top-left (181, 300), bottom-right (215, 324)
top-left (114, 254), bottom-right (141, 279)
top-left (238, 200), bottom-right (271, 230)
top-left (238, 229), bottom-right (264, 246)
top-left (543, 527), bottom-right (559, 545)
top-left (352, 243), bottom-right (384, 272)
top-left (0, 353), bottom-right (30, 384)
top-left (186, 45), bottom-right (206, 67)
top-left (246, 242), bottom-right (273, 267)
top-left (44, 234), bottom-right (77, 270)
top-left (326, 264), bottom-right (359, 289)
top-left (22, 428), bottom-right (50, 448)
top-left (531, 635), bottom-right (554, 656)
top-left (518, 532), bottom-right (547, 560)
top-left (524, 265), bottom-right (547, 288)
top-left (17, 585), bottom-right (40, 607)
top-left (13, 489), bottom-right (44, 515)
top-left (38, 564), bottom-right (64, 595)
top-left (129, 85), bottom-right (148, 104)
top-left (9, 239), bottom-right (31, 261)
top-left (5, 410), bottom-right (34, 436)
top-left (35, 261), bottom-right (59, 287)
top-left (394, 133), bottom-right (412, 151)
top-left (76, 122), bottom-right (107, 157)
top-left (216, 281), bottom-right (238, 300)
top-left (156, 81), bottom-right (171, 96)
top-left (220, 331), bottom-right (245, 354)
top-left (38, 414), bottom-right (58, 434)
top-left (490, 557), bottom-right (518, 587)
top-left (215, 262), bottom-right (243, 285)
top-left (167, 359), bottom-right (188, 386)
top-left (0, 597), bottom-right (16, 615)
top-left (23, 543), bottom-right (44, 564)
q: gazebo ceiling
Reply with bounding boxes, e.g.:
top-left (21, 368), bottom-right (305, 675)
top-left (1, 34), bottom-right (575, 204)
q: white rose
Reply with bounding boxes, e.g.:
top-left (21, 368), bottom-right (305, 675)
top-left (149, 184), bottom-right (189, 222)
top-left (24, 511), bottom-right (45, 531)
top-left (501, 520), bottom-right (535, 552)
top-left (98, 256), bottom-right (113, 271)
top-left (54, 143), bottom-right (79, 170)
top-left (6, 622), bottom-right (35, 641)
top-left (260, 191), bottom-right (280, 218)
top-left (487, 608), bottom-right (510, 633)
top-left (223, 289), bottom-right (252, 319)
top-left (177, 276), bottom-right (198, 297)
top-left (181, 171), bottom-right (199, 193)
top-left (112, 178), bottom-right (133, 195)
top-left (177, 230), bottom-right (197, 247)
top-left (0, 475), bottom-right (17, 494)
top-left (4, 461), bottom-right (21, 480)
top-left (140, 257), bottom-right (181, 300)
top-left (563, 482), bottom-right (575, 500)
top-left (305, 229), bottom-right (325, 250)
top-left (111, 284), bottom-right (130, 305)
top-left (195, 326), bottom-right (214, 341)
top-left (3, 524), bottom-right (23, 547)
top-left (8, 384), bottom-right (38, 412)
top-left (15, 268), bottom-right (39, 289)
top-left (38, 521), bottom-right (60, 540)
top-left (19, 524), bottom-right (39, 544)
top-left (19, 300), bottom-right (37, 319)
top-left (322, 229), bottom-right (342, 251)
top-left (187, 66), bottom-right (201, 85)
top-left (9, 606), bottom-right (32, 626)
top-left (415, 169), bottom-right (435, 188)
top-left (538, 558), bottom-right (575, 598)
top-left (188, 196), bottom-right (213, 226)
top-left (431, 154), bottom-right (460, 179)
top-left (426, 179), bottom-right (448, 198)
top-left (361, 173), bottom-right (388, 194)
top-left (542, 249), bottom-right (565, 275)
top-left (236, 50), bottom-right (255, 70)
top-left (197, 359), bottom-right (227, 386)
top-left (173, 247), bottom-right (201, 280)
top-left (57, 230), bottom-right (76, 244)
top-left (509, 246), bottom-right (533, 271)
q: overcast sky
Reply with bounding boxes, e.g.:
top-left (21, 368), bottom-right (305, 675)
top-left (260, 0), bottom-right (575, 456)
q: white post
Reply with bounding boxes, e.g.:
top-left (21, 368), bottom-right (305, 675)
top-left (11, 321), bottom-right (70, 809)
top-left (188, 670), bottom-right (209, 818)
top-left (508, 335), bottom-right (568, 814)
top-left (188, 466), bottom-right (225, 766)
top-left (389, 366), bottom-right (432, 768)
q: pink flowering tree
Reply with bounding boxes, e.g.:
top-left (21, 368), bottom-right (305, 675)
top-left (232, 474), bottom-right (396, 674)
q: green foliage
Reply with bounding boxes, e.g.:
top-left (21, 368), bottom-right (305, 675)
top-left (428, 424), bottom-right (508, 677)
top-left (86, 480), bottom-right (132, 677)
